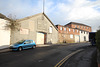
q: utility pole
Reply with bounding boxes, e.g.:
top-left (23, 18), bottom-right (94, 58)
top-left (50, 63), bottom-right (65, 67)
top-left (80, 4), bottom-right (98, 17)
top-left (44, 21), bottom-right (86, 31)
top-left (42, 0), bottom-right (45, 20)
top-left (43, 0), bottom-right (45, 13)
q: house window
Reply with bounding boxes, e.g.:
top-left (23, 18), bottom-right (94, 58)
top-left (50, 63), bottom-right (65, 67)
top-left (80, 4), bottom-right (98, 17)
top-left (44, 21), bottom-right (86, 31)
top-left (69, 28), bottom-right (71, 32)
top-left (87, 27), bottom-right (89, 29)
top-left (49, 26), bottom-right (52, 33)
top-left (70, 34), bottom-right (73, 39)
top-left (87, 32), bottom-right (88, 34)
top-left (81, 31), bottom-right (83, 33)
top-left (84, 26), bottom-right (85, 29)
top-left (64, 28), bottom-right (66, 31)
top-left (73, 29), bottom-right (75, 32)
top-left (60, 27), bottom-right (62, 30)
top-left (84, 31), bottom-right (85, 34)
top-left (79, 25), bottom-right (80, 28)
top-left (80, 31), bottom-right (81, 33)
top-left (82, 26), bottom-right (83, 29)
top-left (75, 25), bottom-right (77, 28)
top-left (85, 26), bottom-right (86, 29)
top-left (77, 30), bottom-right (78, 33)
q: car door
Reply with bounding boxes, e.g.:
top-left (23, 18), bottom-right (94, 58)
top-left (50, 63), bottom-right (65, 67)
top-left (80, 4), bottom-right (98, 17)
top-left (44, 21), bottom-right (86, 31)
top-left (23, 40), bottom-right (31, 49)
top-left (28, 40), bottom-right (33, 48)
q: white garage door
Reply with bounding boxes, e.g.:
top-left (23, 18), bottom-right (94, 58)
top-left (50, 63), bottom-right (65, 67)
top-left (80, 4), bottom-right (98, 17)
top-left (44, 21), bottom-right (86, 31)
top-left (36, 32), bottom-right (44, 44)
top-left (0, 30), bottom-right (10, 48)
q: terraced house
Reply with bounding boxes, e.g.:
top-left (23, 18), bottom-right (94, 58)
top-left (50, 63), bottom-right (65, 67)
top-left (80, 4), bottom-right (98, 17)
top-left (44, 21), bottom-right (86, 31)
top-left (56, 22), bottom-right (91, 43)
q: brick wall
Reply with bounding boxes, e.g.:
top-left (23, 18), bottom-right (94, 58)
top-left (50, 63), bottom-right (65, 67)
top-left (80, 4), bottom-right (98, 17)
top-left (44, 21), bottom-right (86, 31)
top-left (66, 24), bottom-right (91, 32)
top-left (56, 25), bottom-right (79, 43)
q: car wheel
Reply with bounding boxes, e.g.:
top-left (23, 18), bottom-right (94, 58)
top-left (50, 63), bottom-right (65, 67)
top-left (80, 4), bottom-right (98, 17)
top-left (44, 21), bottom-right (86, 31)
top-left (32, 45), bottom-right (36, 49)
top-left (18, 47), bottom-right (22, 51)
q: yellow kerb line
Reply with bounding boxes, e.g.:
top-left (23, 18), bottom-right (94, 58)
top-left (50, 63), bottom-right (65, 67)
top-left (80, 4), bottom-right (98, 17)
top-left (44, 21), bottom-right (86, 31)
top-left (54, 49), bottom-right (84, 67)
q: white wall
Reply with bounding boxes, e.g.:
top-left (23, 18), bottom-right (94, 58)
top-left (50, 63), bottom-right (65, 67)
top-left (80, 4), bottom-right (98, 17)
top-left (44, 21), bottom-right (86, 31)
top-left (80, 31), bottom-right (89, 42)
top-left (0, 19), bottom-right (10, 48)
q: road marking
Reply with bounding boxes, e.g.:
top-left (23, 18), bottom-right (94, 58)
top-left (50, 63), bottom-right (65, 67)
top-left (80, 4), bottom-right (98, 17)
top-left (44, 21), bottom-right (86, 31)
top-left (54, 49), bottom-right (84, 67)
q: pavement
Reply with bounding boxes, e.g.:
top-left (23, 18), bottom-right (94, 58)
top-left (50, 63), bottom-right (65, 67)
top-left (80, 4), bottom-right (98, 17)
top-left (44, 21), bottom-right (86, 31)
top-left (0, 44), bottom-right (53, 53)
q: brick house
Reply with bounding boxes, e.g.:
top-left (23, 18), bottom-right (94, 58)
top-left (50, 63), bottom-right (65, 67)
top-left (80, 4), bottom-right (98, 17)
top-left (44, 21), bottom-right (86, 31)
top-left (66, 22), bottom-right (91, 42)
top-left (56, 22), bottom-right (91, 43)
top-left (56, 25), bottom-right (80, 43)
top-left (65, 22), bottom-right (91, 32)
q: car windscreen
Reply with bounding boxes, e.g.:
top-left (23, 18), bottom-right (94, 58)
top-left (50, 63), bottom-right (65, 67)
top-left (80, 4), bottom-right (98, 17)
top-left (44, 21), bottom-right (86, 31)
top-left (16, 40), bottom-right (25, 44)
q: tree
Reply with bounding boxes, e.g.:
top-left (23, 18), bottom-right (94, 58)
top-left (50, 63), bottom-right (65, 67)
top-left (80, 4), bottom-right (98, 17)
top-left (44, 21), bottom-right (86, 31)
top-left (5, 14), bottom-right (20, 31)
top-left (96, 26), bottom-right (100, 51)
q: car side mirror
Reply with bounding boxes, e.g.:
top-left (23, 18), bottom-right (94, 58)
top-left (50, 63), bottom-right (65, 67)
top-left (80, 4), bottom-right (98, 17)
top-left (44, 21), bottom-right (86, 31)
top-left (24, 43), bottom-right (26, 44)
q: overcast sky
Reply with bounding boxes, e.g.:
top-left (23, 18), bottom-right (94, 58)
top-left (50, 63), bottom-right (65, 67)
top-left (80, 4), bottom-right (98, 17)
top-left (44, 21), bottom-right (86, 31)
top-left (0, 0), bottom-right (100, 32)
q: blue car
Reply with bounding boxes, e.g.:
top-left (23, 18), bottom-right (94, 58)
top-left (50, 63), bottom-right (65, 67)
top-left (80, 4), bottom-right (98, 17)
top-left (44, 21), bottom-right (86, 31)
top-left (10, 40), bottom-right (36, 51)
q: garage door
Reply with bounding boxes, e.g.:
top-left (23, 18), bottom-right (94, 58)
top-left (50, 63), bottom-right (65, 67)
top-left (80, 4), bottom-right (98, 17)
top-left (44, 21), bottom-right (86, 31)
top-left (0, 29), bottom-right (10, 48)
top-left (36, 32), bottom-right (44, 44)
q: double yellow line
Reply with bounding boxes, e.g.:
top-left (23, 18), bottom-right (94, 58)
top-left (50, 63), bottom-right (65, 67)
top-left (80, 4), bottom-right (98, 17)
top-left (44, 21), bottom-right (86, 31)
top-left (54, 49), bottom-right (84, 67)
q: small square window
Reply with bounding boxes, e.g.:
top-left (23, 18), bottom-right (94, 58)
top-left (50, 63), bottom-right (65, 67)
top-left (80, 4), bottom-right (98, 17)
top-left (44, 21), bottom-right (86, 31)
top-left (84, 31), bottom-right (85, 34)
top-left (60, 27), bottom-right (62, 30)
top-left (49, 26), bottom-right (52, 33)
top-left (82, 26), bottom-right (83, 28)
top-left (81, 31), bottom-right (83, 33)
top-left (77, 30), bottom-right (78, 33)
top-left (69, 28), bottom-right (71, 32)
top-left (75, 25), bottom-right (77, 28)
top-left (73, 29), bottom-right (75, 32)
top-left (70, 34), bottom-right (73, 39)
top-left (87, 32), bottom-right (88, 34)
top-left (79, 25), bottom-right (80, 28)
top-left (64, 28), bottom-right (66, 31)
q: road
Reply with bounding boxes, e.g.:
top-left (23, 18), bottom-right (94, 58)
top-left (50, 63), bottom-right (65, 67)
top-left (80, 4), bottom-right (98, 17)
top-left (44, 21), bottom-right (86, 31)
top-left (0, 43), bottom-right (97, 67)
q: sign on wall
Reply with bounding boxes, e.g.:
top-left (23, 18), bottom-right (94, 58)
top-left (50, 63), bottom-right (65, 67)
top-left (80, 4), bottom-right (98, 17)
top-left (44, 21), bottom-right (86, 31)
top-left (20, 28), bottom-right (29, 34)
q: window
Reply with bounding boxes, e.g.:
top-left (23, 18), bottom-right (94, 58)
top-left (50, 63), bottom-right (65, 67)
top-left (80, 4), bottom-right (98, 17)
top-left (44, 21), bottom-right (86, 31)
top-left (73, 29), bottom-right (75, 32)
top-left (87, 27), bottom-right (89, 29)
top-left (64, 28), bottom-right (66, 31)
top-left (24, 40), bottom-right (30, 44)
top-left (84, 26), bottom-right (85, 29)
top-left (77, 30), bottom-right (78, 33)
top-left (82, 26), bottom-right (83, 29)
top-left (60, 27), bottom-right (62, 30)
top-left (81, 31), bottom-right (83, 33)
top-left (70, 34), bottom-right (73, 38)
top-left (49, 26), bottom-right (52, 33)
top-left (87, 32), bottom-right (88, 34)
top-left (85, 26), bottom-right (86, 29)
top-left (75, 25), bottom-right (77, 28)
top-left (69, 28), bottom-right (71, 32)
top-left (80, 31), bottom-right (81, 33)
top-left (79, 25), bottom-right (80, 28)
top-left (29, 40), bottom-right (33, 43)
top-left (84, 31), bottom-right (85, 34)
